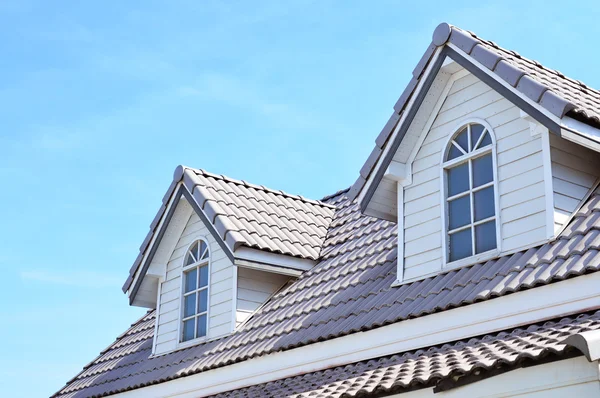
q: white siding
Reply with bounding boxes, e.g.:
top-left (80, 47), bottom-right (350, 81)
top-left (236, 267), bottom-right (291, 327)
top-left (550, 134), bottom-right (600, 232)
top-left (154, 212), bottom-right (234, 355)
top-left (403, 72), bottom-right (546, 281)
top-left (387, 357), bottom-right (599, 398)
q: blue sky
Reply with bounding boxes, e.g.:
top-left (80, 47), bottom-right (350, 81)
top-left (1, 1), bottom-right (599, 396)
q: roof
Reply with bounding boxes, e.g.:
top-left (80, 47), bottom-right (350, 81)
top-left (123, 166), bottom-right (336, 293)
top-left (349, 22), bottom-right (600, 201)
top-left (207, 310), bottom-right (600, 398)
top-left (54, 185), bottom-right (600, 397)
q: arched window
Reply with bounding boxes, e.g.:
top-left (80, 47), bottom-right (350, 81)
top-left (443, 122), bottom-right (498, 264)
top-left (181, 239), bottom-right (210, 342)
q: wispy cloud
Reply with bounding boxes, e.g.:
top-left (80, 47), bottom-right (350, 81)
top-left (20, 270), bottom-right (122, 288)
top-left (177, 72), bottom-right (317, 128)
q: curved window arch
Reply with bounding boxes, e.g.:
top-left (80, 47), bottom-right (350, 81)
top-left (443, 122), bottom-right (498, 264)
top-left (181, 239), bottom-right (210, 342)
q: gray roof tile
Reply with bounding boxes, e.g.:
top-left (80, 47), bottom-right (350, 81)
top-left (208, 311), bottom-right (600, 398)
top-left (350, 23), bottom-right (600, 201)
top-left (123, 166), bottom-right (336, 292)
top-left (56, 184), bottom-right (600, 397)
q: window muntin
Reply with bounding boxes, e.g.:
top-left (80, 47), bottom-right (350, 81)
top-left (181, 239), bottom-right (210, 342)
top-left (444, 123), bottom-right (497, 263)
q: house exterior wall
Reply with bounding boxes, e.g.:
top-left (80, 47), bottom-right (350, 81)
top-left (387, 356), bottom-right (599, 398)
top-left (403, 71), bottom-right (546, 281)
top-left (550, 134), bottom-right (600, 232)
top-left (154, 212), bottom-right (234, 355)
top-left (236, 267), bottom-right (291, 327)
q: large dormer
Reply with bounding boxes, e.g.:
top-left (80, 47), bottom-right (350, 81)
top-left (123, 166), bottom-right (334, 355)
top-left (350, 23), bottom-right (600, 284)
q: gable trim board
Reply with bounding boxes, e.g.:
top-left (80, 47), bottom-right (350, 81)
top-left (350, 23), bottom-right (600, 220)
top-left (128, 184), bottom-right (235, 306)
top-left (354, 44), bottom-right (565, 218)
top-left (125, 166), bottom-right (333, 306)
top-left (97, 271), bottom-right (600, 398)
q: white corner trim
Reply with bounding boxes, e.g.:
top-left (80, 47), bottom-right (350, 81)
top-left (117, 272), bottom-right (600, 398)
top-left (395, 181), bottom-right (405, 283)
top-left (231, 264), bottom-right (238, 331)
top-left (234, 247), bottom-right (315, 272)
top-left (540, 128), bottom-right (556, 239)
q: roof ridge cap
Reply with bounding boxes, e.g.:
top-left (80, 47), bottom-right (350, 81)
top-left (176, 165), bottom-right (336, 209)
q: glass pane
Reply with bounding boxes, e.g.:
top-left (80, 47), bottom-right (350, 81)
top-left (185, 252), bottom-right (196, 266)
top-left (454, 127), bottom-right (469, 152)
top-left (447, 163), bottom-right (469, 196)
top-left (184, 293), bottom-right (196, 317)
top-left (447, 143), bottom-right (463, 161)
top-left (199, 265), bottom-right (209, 287)
top-left (189, 242), bottom-right (199, 260)
top-left (472, 154), bottom-right (493, 187)
top-left (448, 196), bottom-right (471, 230)
top-left (182, 319), bottom-right (195, 342)
top-left (198, 289), bottom-right (208, 313)
top-left (470, 124), bottom-right (485, 150)
top-left (449, 228), bottom-right (472, 262)
top-left (197, 314), bottom-right (208, 338)
top-left (184, 268), bottom-right (197, 293)
top-left (475, 220), bottom-right (497, 254)
top-left (474, 186), bottom-right (495, 221)
top-left (199, 240), bottom-right (209, 259)
top-left (478, 132), bottom-right (492, 148)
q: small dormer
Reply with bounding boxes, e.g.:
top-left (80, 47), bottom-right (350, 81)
top-left (349, 23), bottom-right (600, 285)
top-left (123, 166), bottom-right (334, 355)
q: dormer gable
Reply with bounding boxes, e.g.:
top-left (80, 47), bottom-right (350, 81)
top-left (123, 165), bottom-right (334, 355)
top-left (350, 23), bottom-right (600, 284)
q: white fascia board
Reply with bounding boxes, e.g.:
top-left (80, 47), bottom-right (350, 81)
top-left (234, 247), bottom-right (316, 272)
top-left (130, 191), bottom-right (193, 308)
top-left (115, 272), bottom-right (600, 398)
top-left (128, 183), bottom-right (185, 300)
top-left (561, 116), bottom-right (600, 153)
top-left (235, 258), bottom-right (303, 277)
top-left (356, 47), bottom-right (444, 207)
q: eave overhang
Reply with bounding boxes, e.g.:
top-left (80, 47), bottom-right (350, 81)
top-left (123, 166), bottom-right (327, 307)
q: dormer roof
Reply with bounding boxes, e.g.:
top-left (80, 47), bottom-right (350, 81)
top-left (349, 22), bottom-right (600, 210)
top-left (122, 165), bottom-right (335, 296)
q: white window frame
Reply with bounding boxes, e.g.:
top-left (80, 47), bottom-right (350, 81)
top-left (440, 118), bottom-right (501, 270)
top-left (177, 238), bottom-right (211, 347)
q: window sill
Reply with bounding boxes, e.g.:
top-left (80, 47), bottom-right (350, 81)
top-left (391, 249), bottom-right (500, 288)
top-left (444, 249), bottom-right (499, 271)
top-left (151, 332), bottom-right (230, 358)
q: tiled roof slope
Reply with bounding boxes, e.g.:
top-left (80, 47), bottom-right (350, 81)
top-left (181, 167), bottom-right (335, 260)
top-left (55, 186), bottom-right (600, 397)
top-left (349, 23), bottom-right (600, 200)
top-left (208, 311), bottom-right (600, 398)
top-left (123, 166), bottom-right (335, 292)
